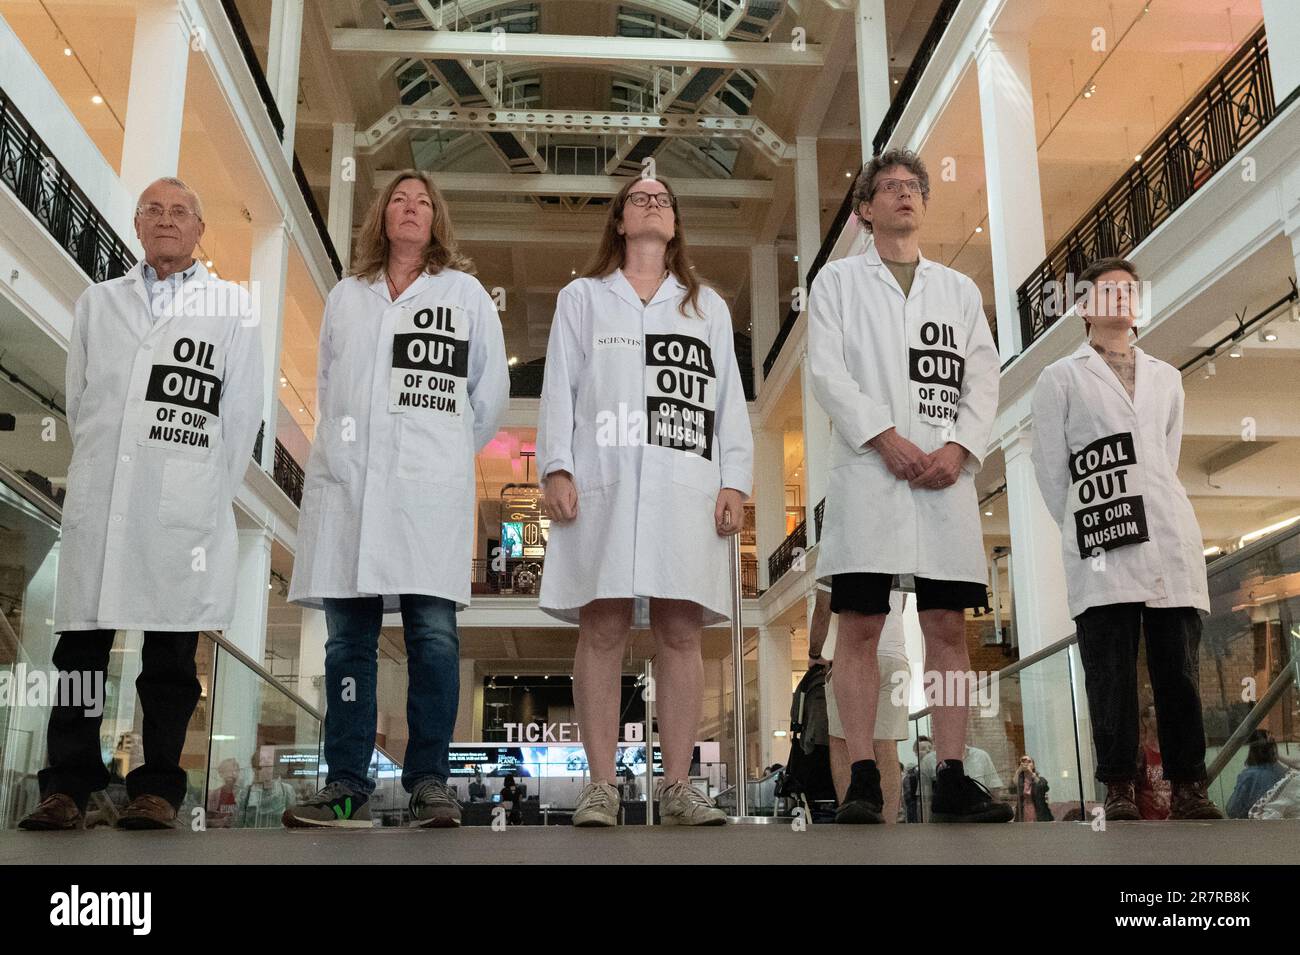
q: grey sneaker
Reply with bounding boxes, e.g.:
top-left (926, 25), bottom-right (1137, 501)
top-left (409, 779), bottom-right (462, 828)
top-left (282, 781), bottom-right (372, 829)
top-left (658, 779), bottom-right (726, 826)
top-left (573, 781), bottom-right (620, 827)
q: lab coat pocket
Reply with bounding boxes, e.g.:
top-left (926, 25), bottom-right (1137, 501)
top-left (395, 414), bottom-right (468, 488)
top-left (158, 458), bottom-right (219, 531)
top-left (61, 458), bottom-right (90, 529)
top-left (672, 450), bottom-right (721, 498)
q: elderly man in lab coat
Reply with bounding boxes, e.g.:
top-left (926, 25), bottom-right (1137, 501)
top-left (19, 178), bottom-right (264, 831)
top-left (808, 149), bottom-right (1009, 823)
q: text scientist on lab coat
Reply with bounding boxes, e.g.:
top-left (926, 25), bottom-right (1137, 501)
top-left (21, 178), bottom-right (264, 832)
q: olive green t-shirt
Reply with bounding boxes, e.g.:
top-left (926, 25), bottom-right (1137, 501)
top-left (881, 256), bottom-right (919, 298)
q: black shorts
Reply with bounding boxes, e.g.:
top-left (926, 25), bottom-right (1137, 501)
top-left (829, 573), bottom-right (987, 615)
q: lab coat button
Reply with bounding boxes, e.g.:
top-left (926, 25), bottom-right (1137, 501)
top-left (112, 514), bottom-right (123, 523)
top-left (121, 454), bottom-right (131, 463)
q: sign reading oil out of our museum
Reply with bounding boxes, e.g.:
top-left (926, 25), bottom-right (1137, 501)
top-left (503, 722), bottom-right (645, 743)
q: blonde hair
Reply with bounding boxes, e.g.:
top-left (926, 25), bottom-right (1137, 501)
top-left (582, 176), bottom-right (704, 318)
top-left (350, 170), bottom-right (474, 281)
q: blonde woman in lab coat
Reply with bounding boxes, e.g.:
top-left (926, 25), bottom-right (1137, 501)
top-left (1030, 256), bottom-right (1222, 821)
top-left (286, 171), bottom-right (509, 828)
top-left (538, 176), bottom-right (754, 826)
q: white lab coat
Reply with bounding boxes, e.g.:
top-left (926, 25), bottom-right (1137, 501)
top-left (288, 268), bottom-right (509, 612)
top-left (809, 245), bottom-right (1000, 586)
top-left (55, 261), bottom-right (264, 633)
top-left (536, 271), bottom-right (754, 625)
top-left (1030, 341), bottom-right (1208, 618)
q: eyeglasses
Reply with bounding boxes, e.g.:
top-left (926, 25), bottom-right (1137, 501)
top-left (137, 204), bottom-right (199, 222)
top-left (627, 192), bottom-right (674, 208)
top-left (873, 178), bottom-right (926, 197)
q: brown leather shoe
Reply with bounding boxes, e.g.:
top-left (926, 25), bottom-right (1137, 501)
top-left (1103, 780), bottom-right (1141, 821)
top-left (18, 793), bottom-right (84, 831)
top-left (117, 794), bottom-right (179, 830)
top-left (1169, 781), bottom-right (1225, 820)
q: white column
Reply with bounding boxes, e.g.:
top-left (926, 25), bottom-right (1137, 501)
top-left (227, 528), bottom-right (273, 662)
top-left (748, 243), bottom-right (779, 389)
top-left (1001, 428), bottom-right (1072, 654)
top-left (753, 427), bottom-right (786, 589)
top-left (266, 0), bottom-right (305, 157)
top-left (1002, 427), bottom-right (1092, 810)
top-left (855, 0), bottom-right (892, 160)
top-left (298, 608), bottom-right (328, 714)
top-left (756, 625), bottom-right (793, 771)
top-left (249, 223), bottom-right (290, 470)
top-left (454, 658), bottom-right (477, 740)
top-left (119, 0), bottom-right (190, 202)
top-left (975, 30), bottom-right (1048, 362)
top-left (794, 136), bottom-right (821, 290)
top-left (327, 122), bottom-right (357, 270)
top-left (1262, 0), bottom-right (1300, 106)
top-left (800, 352), bottom-right (831, 545)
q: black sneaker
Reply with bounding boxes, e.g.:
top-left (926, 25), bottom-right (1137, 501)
top-left (931, 762), bottom-right (1014, 823)
top-left (835, 760), bottom-right (885, 824)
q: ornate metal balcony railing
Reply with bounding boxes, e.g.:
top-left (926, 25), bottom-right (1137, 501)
top-left (252, 423), bottom-right (305, 506)
top-left (1015, 25), bottom-right (1294, 354)
top-left (767, 517), bottom-right (807, 587)
top-left (0, 87), bottom-right (134, 283)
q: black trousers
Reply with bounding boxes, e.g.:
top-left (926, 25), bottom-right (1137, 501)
top-left (1074, 603), bottom-right (1208, 784)
top-left (38, 629), bottom-right (201, 810)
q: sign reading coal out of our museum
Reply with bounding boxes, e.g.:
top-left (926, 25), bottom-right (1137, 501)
top-left (910, 321), bottom-right (965, 425)
top-left (389, 303), bottom-right (468, 416)
top-left (645, 333), bottom-right (716, 459)
top-left (140, 336), bottom-right (223, 451)
top-left (1069, 432), bottom-right (1150, 555)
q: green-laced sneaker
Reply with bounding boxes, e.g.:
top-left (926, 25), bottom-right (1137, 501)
top-left (409, 779), bottom-right (462, 828)
top-left (572, 781), bottom-right (620, 827)
top-left (282, 782), bottom-right (372, 829)
top-left (658, 779), bottom-right (726, 826)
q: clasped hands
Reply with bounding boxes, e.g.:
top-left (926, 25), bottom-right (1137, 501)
top-left (868, 428), bottom-right (968, 489)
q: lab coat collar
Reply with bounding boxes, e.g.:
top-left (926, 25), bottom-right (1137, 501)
top-left (124, 258), bottom-right (210, 318)
top-left (861, 241), bottom-right (933, 300)
top-left (1071, 339), bottom-right (1155, 410)
top-left (369, 268), bottom-right (435, 306)
top-left (603, 268), bottom-right (684, 310)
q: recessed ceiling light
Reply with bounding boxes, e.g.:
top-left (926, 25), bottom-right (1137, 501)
top-left (984, 510), bottom-right (993, 517)
top-left (974, 225), bottom-right (983, 234)
top-left (91, 94), bottom-right (103, 104)
top-left (63, 47), bottom-right (72, 56)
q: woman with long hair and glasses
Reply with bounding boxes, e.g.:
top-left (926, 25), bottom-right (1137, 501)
top-left (287, 170), bottom-right (509, 828)
top-left (538, 176), bottom-right (754, 826)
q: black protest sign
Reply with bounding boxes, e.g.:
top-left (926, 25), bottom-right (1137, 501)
top-left (910, 320), bottom-right (964, 426)
top-left (644, 333), bottom-right (716, 459)
top-left (389, 304), bottom-right (468, 415)
top-left (1070, 432), bottom-right (1150, 554)
top-left (140, 336), bottom-right (222, 451)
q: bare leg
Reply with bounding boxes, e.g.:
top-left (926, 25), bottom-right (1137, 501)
top-left (648, 598), bottom-right (704, 783)
top-left (575, 599), bottom-right (634, 783)
top-left (920, 609), bottom-right (969, 764)
top-left (877, 742), bottom-right (901, 823)
top-left (832, 611), bottom-right (886, 764)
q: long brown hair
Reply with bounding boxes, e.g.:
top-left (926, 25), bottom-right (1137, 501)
top-left (582, 176), bottom-right (703, 318)
top-left (350, 169), bottom-right (475, 281)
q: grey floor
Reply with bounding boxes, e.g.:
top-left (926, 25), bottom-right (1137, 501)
top-left (2, 819), bottom-right (1293, 865)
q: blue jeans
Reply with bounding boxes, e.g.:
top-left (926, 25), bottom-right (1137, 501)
top-left (322, 594), bottom-right (460, 795)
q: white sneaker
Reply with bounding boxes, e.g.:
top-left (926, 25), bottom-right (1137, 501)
top-left (573, 781), bottom-right (621, 827)
top-left (658, 779), bottom-right (726, 826)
